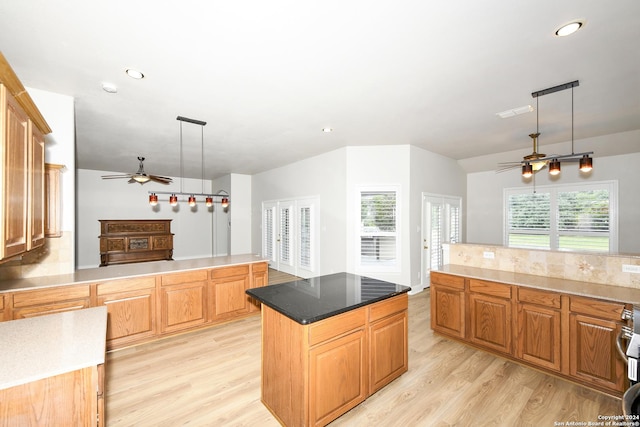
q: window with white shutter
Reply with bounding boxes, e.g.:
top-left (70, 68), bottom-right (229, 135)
top-left (262, 204), bottom-right (276, 263)
top-left (505, 181), bottom-right (617, 252)
top-left (358, 188), bottom-right (399, 271)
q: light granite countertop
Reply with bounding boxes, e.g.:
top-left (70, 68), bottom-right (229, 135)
top-left (0, 306), bottom-right (107, 390)
top-left (0, 254), bottom-right (267, 293)
top-left (440, 264), bottom-right (640, 305)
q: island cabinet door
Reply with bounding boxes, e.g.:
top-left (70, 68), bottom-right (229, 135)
top-left (309, 329), bottom-right (367, 427)
top-left (96, 277), bottom-right (157, 350)
top-left (159, 270), bottom-right (207, 334)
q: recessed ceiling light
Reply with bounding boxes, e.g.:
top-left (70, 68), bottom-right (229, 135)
top-left (322, 127), bottom-right (333, 133)
top-left (125, 68), bottom-right (144, 79)
top-left (555, 21), bottom-right (583, 37)
top-left (101, 82), bottom-right (118, 93)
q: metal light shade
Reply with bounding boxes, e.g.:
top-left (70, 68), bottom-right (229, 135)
top-left (522, 163), bottom-right (533, 178)
top-left (169, 194), bottom-right (178, 206)
top-left (221, 197), bottom-right (229, 208)
top-left (188, 195), bottom-right (196, 207)
top-left (205, 197), bottom-right (213, 207)
top-left (549, 159), bottom-right (561, 175)
top-left (579, 155), bottom-right (593, 172)
top-left (149, 193), bottom-right (158, 206)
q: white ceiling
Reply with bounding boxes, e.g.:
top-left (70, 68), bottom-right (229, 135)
top-left (1, 0), bottom-right (639, 179)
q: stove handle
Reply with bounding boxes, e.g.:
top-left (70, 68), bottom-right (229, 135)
top-left (617, 325), bottom-right (633, 363)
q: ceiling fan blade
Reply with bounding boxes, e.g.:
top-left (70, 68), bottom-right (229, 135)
top-left (497, 161), bottom-right (524, 166)
top-left (149, 175), bottom-right (173, 184)
top-left (496, 165), bottom-right (521, 173)
top-left (101, 174), bottom-right (133, 179)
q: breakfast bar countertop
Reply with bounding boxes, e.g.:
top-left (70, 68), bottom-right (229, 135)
top-left (0, 254), bottom-right (267, 293)
top-left (0, 306), bottom-right (107, 390)
top-left (246, 272), bottom-right (411, 324)
top-left (439, 264), bottom-right (640, 305)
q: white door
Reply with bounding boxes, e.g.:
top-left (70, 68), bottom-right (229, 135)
top-left (277, 200), bottom-right (296, 275)
top-left (421, 194), bottom-right (461, 288)
top-left (296, 197), bottom-right (318, 278)
top-left (262, 202), bottom-right (277, 267)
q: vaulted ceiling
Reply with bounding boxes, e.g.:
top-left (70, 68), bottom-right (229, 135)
top-left (1, 0), bottom-right (638, 179)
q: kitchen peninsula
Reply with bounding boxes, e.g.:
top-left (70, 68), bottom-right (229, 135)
top-left (0, 254), bottom-right (268, 350)
top-left (246, 273), bottom-right (410, 427)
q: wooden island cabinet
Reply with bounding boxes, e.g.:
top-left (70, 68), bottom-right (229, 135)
top-left (0, 256), bottom-right (269, 351)
top-left (430, 269), bottom-right (629, 397)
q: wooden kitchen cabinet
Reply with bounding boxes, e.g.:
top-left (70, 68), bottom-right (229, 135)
top-left (44, 163), bottom-right (64, 237)
top-left (516, 287), bottom-right (562, 372)
top-left (248, 262), bottom-right (268, 312)
top-left (12, 284), bottom-right (91, 319)
top-left (160, 270), bottom-right (207, 334)
top-left (368, 294), bottom-right (408, 394)
top-left (569, 296), bottom-right (626, 393)
top-left (430, 271), bottom-right (465, 338)
top-left (468, 279), bottom-right (512, 355)
top-left (96, 276), bottom-right (157, 350)
top-left (209, 265), bottom-right (250, 320)
top-left (0, 54), bottom-right (51, 262)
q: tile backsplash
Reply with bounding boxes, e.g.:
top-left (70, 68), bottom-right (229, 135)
top-left (444, 243), bottom-right (640, 289)
top-left (0, 232), bottom-right (74, 280)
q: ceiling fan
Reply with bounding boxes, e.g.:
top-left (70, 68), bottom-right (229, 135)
top-left (101, 157), bottom-right (173, 185)
top-left (497, 80), bottom-right (593, 177)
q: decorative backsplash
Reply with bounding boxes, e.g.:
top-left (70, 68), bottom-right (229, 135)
top-left (443, 243), bottom-right (640, 289)
top-left (0, 232), bottom-right (74, 280)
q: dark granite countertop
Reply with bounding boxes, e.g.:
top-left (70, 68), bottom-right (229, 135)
top-left (246, 272), bottom-right (411, 325)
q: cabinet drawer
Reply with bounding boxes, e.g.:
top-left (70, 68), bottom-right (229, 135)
top-left (210, 265), bottom-right (250, 279)
top-left (570, 296), bottom-right (625, 321)
top-left (309, 309), bottom-right (366, 347)
top-left (518, 287), bottom-right (561, 309)
top-left (161, 270), bottom-right (207, 286)
top-left (469, 279), bottom-right (511, 299)
top-left (252, 262), bottom-right (268, 273)
top-left (0, 294), bottom-right (4, 311)
top-left (13, 284), bottom-right (90, 307)
top-left (430, 272), bottom-right (464, 290)
top-left (97, 276), bottom-right (156, 295)
top-left (369, 294), bottom-right (407, 323)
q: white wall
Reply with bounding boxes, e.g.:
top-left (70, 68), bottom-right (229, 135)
top-left (212, 174), bottom-right (231, 256)
top-left (229, 173), bottom-right (252, 255)
top-left (466, 151), bottom-right (640, 253)
top-left (76, 169), bottom-right (222, 268)
top-left (252, 148), bottom-right (348, 275)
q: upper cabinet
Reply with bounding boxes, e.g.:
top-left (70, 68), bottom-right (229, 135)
top-left (0, 52), bottom-right (51, 262)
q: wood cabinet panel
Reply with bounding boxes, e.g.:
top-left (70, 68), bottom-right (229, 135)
top-left (518, 287), bottom-right (561, 309)
top-left (210, 264), bottom-right (250, 279)
top-left (28, 124), bottom-right (45, 249)
top-left (431, 284), bottom-right (465, 338)
top-left (570, 313), bottom-right (626, 392)
top-left (210, 268), bottom-right (250, 320)
top-left (431, 271), bottom-right (464, 289)
top-left (369, 310), bottom-right (408, 394)
top-left (160, 281), bottom-right (207, 334)
top-left (248, 262), bottom-right (268, 312)
top-left (468, 292), bottom-right (512, 354)
top-left (12, 285), bottom-right (91, 319)
top-left (44, 163), bottom-right (63, 237)
top-left (97, 287), bottom-right (156, 349)
top-left (309, 330), bottom-right (367, 426)
top-left (2, 87), bottom-right (30, 259)
top-left (468, 278), bottom-right (512, 299)
top-left (517, 302), bottom-right (561, 371)
top-left (570, 296), bottom-right (625, 322)
top-left (309, 308), bottom-right (366, 346)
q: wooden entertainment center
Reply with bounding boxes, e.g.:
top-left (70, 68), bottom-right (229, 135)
top-left (99, 219), bottom-right (173, 266)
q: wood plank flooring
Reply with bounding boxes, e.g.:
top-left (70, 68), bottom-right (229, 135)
top-left (105, 283), bottom-right (623, 426)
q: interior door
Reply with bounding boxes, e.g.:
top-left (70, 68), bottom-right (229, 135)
top-left (422, 194), bottom-right (461, 288)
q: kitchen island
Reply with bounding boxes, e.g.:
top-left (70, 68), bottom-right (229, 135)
top-left (246, 272), bottom-right (410, 427)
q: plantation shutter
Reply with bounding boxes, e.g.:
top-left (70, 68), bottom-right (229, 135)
top-left (430, 203), bottom-right (443, 269)
top-left (262, 205), bottom-right (275, 263)
top-left (360, 190), bottom-right (397, 268)
top-left (557, 189), bottom-right (610, 252)
top-left (507, 192), bottom-right (551, 249)
top-left (280, 206), bottom-right (291, 264)
top-left (299, 206), bottom-right (311, 269)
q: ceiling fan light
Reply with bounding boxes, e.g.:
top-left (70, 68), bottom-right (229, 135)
top-left (188, 195), bottom-right (197, 207)
top-left (149, 193), bottom-right (158, 206)
top-left (549, 159), bottom-right (561, 175)
top-left (579, 155), bottom-right (593, 172)
top-left (522, 163), bottom-right (533, 178)
top-left (133, 174), bottom-right (151, 183)
top-left (205, 196), bottom-right (213, 207)
top-left (169, 194), bottom-right (178, 206)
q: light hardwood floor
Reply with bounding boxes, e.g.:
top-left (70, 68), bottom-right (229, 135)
top-left (106, 281), bottom-right (623, 426)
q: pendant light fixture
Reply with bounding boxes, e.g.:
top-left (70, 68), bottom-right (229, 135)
top-left (148, 116), bottom-right (231, 209)
top-left (498, 80), bottom-right (594, 178)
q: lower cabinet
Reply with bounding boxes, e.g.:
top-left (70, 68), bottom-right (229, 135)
top-left (262, 293), bottom-right (408, 427)
top-left (210, 265), bottom-right (251, 320)
top-left (160, 270), bottom-right (208, 334)
top-left (12, 284), bottom-right (91, 319)
top-left (430, 272), bottom-right (628, 396)
top-left (96, 277), bottom-right (157, 350)
top-left (248, 262), bottom-right (268, 312)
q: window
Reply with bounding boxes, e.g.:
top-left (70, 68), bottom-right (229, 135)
top-left (358, 188), bottom-right (399, 271)
top-left (505, 181), bottom-right (617, 252)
